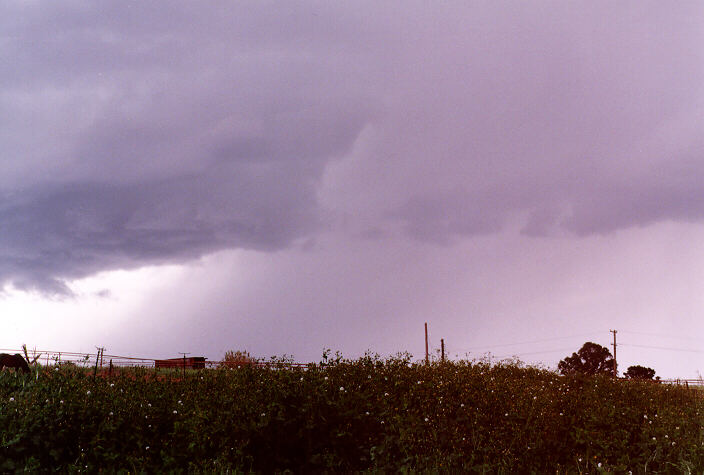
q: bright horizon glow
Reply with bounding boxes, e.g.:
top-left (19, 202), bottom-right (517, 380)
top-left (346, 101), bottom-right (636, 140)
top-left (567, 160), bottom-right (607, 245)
top-left (2, 222), bottom-right (704, 380)
top-left (0, 265), bottom-right (186, 356)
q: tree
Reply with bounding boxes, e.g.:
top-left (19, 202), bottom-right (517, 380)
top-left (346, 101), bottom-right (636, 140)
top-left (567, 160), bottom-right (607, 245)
top-left (624, 365), bottom-right (656, 380)
top-left (558, 342), bottom-right (615, 376)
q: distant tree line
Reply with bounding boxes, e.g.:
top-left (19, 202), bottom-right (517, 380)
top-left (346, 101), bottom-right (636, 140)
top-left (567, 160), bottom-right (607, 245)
top-left (558, 342), bottom-right (657, 380)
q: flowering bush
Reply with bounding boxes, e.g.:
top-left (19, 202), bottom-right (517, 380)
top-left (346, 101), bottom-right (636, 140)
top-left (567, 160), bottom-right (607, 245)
top-left (0, 354), bottom-right (702, 472)
top-left (217, 350), bottom-right (257, 369)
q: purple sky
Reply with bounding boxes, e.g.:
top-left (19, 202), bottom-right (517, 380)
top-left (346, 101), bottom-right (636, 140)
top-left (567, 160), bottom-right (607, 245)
top-left (3, 1), bottom-right (704, 378)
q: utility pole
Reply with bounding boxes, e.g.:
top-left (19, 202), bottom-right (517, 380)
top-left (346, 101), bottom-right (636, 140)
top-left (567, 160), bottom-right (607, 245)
top-left (425, 323), bottom-right (429, 365)
top-left (610, 329), bottom-right (617, 378)
top-left (94, 347), bottom-right (105, 378)
top-left (441, 338), bottom-right (445, 363)
top-left (179, 352), bottom-right (190, 379)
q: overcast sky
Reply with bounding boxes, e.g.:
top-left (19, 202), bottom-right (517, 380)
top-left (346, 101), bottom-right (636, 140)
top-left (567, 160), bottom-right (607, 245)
top-left (3, 1), bottom-right (704, 378)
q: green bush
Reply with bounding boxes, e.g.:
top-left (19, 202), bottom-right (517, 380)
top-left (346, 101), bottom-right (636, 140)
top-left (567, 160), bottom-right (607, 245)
top-left (0, 354), bottom-right (702, 472)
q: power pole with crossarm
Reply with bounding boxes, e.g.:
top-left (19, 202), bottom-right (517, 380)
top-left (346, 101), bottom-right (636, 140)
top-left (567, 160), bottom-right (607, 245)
top-left (610, 329), bottom-right (617, 378)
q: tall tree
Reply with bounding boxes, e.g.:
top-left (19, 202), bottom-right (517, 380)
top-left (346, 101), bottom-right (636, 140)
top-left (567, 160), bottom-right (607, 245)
top-left (558, 342), bottom-right (615, 376)
top-left (624, 365), bottom-right (656, 380)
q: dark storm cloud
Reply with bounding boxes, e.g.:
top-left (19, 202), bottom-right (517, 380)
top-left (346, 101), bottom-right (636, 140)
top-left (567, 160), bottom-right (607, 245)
top-left (0, 174), bottom-right (316, 293)
top-left (4, 0), bottom-right (704, 293)
top-left (0, 1), bottom-right (372, 293)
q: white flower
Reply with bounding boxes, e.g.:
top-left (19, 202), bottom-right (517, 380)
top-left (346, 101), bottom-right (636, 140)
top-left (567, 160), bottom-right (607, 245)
top-left (173, 410), bottom-right (177, 414)
top-left (109, 411), bottom-right (113, 416)
top-left (340, 386), bottom-right (344, 391)
top-left (505, 413), bottom-right (509, 417)
top-left (86, 391), bottom-right (91, 395)
top-left (110, 383), bottom-right (114, 387)
top-left (261, 412), bottom-right (266, 417)
top-left (424, 417), bottom-right (429, 422)
top-left (324, 376), bottom-right (328, 380)
top-left (598, 462), bottom-right (602, 468)
top-left (9, 397), bottom-right (14, 402)
top-left (365, 411), bottom-right (369, 415)
top-left (146, 446), bottom-right (150, 450)
top-left (60, 400), bottom-right (64, 404)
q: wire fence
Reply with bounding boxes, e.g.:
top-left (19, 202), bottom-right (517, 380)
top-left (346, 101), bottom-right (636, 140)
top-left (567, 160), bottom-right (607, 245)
top-left (0, 348), bottom-right (309, 370)
top-left (3, 348), bottom-right (704, 386)
top-left (660, 379), bottom-right (704, 387)
top-left (1, 348), bottom-right (157, 368)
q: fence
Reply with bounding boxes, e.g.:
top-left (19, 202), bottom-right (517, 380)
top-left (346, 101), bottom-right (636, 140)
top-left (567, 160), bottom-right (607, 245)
top-left (660, 379), bottom-right (704, 387)
top-left (3, 348), bottom-right (703, 380)
top-left (0, 348), bottom-right (308, 370)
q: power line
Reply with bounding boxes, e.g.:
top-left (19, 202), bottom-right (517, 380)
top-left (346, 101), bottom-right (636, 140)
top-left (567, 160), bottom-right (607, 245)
top-left (449, 332), bottom-right (604, 352)
top-left (620, 343), bottom-right (704, 354)
top-left (620, 330), bottom-right (702, 343)
top-left (492, 347), bottom-right (578, 360)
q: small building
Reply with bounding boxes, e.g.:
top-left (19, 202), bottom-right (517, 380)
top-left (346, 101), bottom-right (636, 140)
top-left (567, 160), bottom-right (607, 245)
top-left (154, 356), bottom-right (207, 369)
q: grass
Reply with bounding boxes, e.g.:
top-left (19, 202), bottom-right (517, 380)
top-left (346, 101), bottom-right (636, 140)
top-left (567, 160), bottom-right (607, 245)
top-left (0, 354), bottom-right (702, 472)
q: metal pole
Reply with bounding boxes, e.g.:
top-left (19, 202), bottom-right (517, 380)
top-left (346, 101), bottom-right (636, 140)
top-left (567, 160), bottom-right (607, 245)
top-left (94, 347), bottom-right (104, 378)
top-left (610, 330), bottom-right (617, 378)
top-left (179, 352), bottom-right (190, 379)
top-left (425, 323), bottom-right (429, 365)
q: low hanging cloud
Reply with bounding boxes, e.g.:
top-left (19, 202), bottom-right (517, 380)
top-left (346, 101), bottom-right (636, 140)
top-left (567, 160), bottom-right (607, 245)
top-left (3, 1), bottom-right (704, 293)
top-left (0, 1), bottom-right (373, 293)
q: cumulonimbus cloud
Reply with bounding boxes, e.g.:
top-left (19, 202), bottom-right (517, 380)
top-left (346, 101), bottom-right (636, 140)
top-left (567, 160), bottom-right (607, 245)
top-left (3, 1), bottom-right (704, 293)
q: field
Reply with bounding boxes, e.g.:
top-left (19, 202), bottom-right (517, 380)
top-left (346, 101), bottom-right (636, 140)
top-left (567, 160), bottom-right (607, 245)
top-left (1, 353), bottom-right (703, 472)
